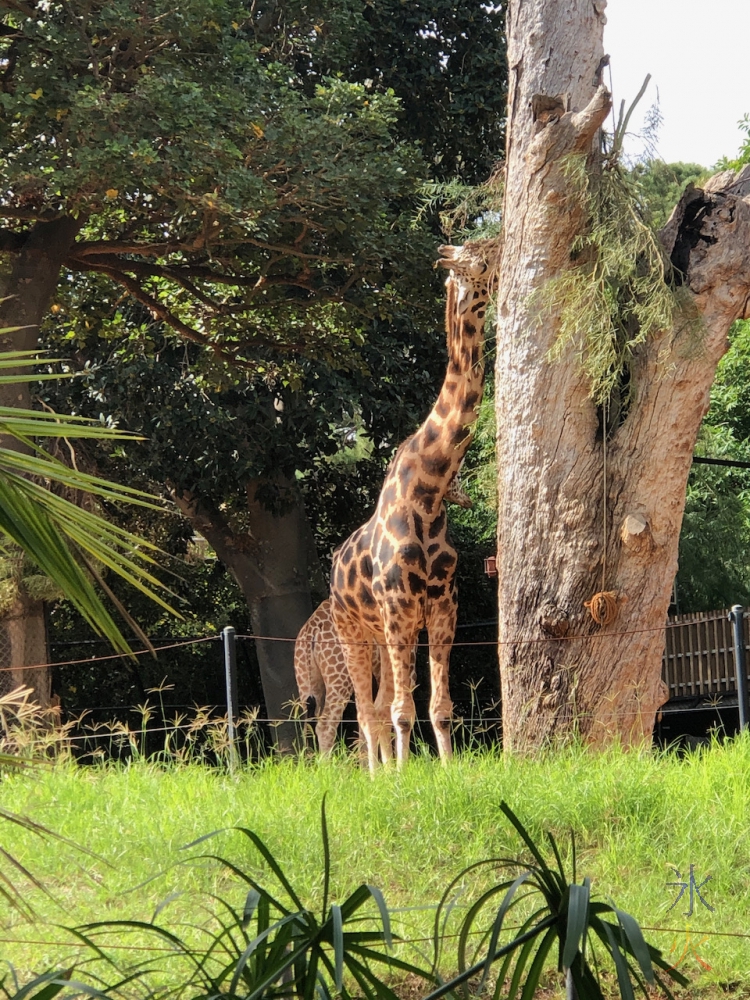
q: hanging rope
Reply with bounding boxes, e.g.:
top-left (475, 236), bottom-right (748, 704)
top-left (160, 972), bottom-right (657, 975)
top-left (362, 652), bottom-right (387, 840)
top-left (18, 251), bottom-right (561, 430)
top-left (586, 400), bottom-right (620, 626)
top-left (584, 590), bottom-right (619, 626)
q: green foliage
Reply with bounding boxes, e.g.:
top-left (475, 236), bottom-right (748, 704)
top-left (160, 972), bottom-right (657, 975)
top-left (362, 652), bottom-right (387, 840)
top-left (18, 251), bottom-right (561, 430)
top-left (705, 318), bottom-right (750, 441)
top-left (28, 799), bottom-right (433, 1000)
top-left (0, 791), bottom-right (687, 1000)
top-left (0, 544), bottom-right (63, 614)
top-left (2, 0), bottom-right (510, 689)
top-left (0, 793), bottom-right (105, 924)
top-left (629, 161), bottom-right (706, 230)
top-left (293, 0), bottom-right (508, 185)
top-left (1, 0), bottom-right (438, 368)
top-left (677, 320), bottom-right (750, 611)
top-left (718, 113), bottom-right (750, 169)
top-left (48, 539), bottom-right (260, 716)
top-left (431, 802), bottom-right (686, 1000)
top-left (539, 153), bottom-right (699, 406)
top-left (417, 172), bottom-right (504, 244)
top-left (6, 742), bottom-right (750, 987)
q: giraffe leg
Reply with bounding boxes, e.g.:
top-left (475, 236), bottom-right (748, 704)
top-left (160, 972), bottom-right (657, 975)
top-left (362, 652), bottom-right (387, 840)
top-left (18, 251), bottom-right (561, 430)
top-left (305, 678), bottom-right (326, 752)
top-left (342, 634), bottom-right (381, 774)
top-left (383, 627), bottom-right (417, 768)
top-left (373, 643), bottom-right (394, 764)
top-left (427, 597), bottom-right (456, 762)
top-left (315, 689), bottom-right (351, 755)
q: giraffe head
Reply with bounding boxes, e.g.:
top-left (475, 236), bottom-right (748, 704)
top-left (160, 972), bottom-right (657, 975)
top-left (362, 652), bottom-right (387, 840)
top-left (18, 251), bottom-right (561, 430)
top-left (437, 240), bottom-right (498, 330)
top-left (437, 241), bottom-right (498, 318)
top-left (437, 242), bottom-right (493, 279)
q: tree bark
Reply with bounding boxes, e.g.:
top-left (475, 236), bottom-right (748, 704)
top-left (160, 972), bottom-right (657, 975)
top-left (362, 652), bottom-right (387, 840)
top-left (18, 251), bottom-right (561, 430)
top-left (0, 216), bottom-right (81, 707)
top-left (174, 478), bottom-right (324, 751)
top-left (495, 0), bottom-right (750, 750)
top-left (0, 595), bottom-right (50, 708)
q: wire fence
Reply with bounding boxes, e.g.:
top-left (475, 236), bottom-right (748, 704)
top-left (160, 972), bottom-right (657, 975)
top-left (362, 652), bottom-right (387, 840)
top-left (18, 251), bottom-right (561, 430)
top-left (0, 608), bottom-right (745, 763)
top-left (0, 611), bottom-right (736, 675)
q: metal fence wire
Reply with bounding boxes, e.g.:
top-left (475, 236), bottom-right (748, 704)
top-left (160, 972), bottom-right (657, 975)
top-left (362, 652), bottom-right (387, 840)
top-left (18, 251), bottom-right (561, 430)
top-left (1, 607), bottom-right (744, 761)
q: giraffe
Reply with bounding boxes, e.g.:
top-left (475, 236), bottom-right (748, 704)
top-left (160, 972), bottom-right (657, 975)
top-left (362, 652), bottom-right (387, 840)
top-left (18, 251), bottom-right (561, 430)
top-left (329, 241), bottom-right (493, 771)
top-left (294, 598), bottom-right (393, 757)
top-left (294, 476), bottom-right (473, 758)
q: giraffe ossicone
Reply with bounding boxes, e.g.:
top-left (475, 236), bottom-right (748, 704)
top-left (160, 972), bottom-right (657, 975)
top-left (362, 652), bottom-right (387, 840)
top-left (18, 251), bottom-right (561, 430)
top-left (329, 240), bottom-right (496, 772)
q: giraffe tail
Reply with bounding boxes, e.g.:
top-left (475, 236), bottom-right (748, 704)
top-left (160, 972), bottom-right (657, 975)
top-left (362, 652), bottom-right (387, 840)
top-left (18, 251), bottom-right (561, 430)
top-left (293, 627), bottom-right (325, 719)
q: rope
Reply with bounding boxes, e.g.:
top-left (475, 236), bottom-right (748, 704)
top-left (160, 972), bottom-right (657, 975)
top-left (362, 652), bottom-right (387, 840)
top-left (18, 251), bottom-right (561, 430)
top-left (0, 923), bottom-right (748, 956)
top-left (585, 403), bottom-right (622, 627)
top-left (0, 635), bottom-right (220, 673)
top-left (0, 613), bottom-right (732, 674)
top-left (8, 700), bottom-right (744, 746)
top-left (584, 591), bottom-right (619, 626)
top-left (240, 614), bottom-right (728, 648)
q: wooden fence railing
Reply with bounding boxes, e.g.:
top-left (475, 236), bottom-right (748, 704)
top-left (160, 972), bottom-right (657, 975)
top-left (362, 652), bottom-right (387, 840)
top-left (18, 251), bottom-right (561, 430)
top-left (662, 608), bottom-right (749, 700)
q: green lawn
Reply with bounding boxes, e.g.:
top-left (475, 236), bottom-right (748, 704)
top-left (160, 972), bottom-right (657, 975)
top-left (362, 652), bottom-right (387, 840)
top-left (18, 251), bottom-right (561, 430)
top-left (0, 739), bottom-right (748, 996)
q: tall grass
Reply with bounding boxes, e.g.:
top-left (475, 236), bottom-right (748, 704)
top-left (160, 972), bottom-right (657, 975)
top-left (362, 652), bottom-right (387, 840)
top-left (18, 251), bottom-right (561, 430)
top-left (0, 738), bottom-right (748, 995)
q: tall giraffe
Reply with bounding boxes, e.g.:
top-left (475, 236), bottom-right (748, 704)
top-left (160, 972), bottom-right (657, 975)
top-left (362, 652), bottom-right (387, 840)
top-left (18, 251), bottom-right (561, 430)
top-left (295, 475), bottom-right (473, 757)
top-left (330, 242), bottom-right (493, 771)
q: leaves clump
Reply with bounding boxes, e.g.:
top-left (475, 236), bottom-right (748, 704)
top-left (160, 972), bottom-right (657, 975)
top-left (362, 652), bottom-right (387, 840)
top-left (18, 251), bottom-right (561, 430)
top-left (539, 150), bottom-right (701, 407)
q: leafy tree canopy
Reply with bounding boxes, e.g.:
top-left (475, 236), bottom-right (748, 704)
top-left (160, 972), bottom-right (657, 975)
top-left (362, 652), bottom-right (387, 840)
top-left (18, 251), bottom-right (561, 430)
top-left (4, 0), bottom-right (509, 709)
top-left (1, 0), bottom-right (442, 368)
top-left (629, 159), bottom-right (705, 230)
top-left (290, 0), bottom-right (507, 184)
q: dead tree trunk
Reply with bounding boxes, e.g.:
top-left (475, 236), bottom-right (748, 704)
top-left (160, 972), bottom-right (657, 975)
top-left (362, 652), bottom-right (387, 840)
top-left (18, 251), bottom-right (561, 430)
top-left (495, 0), bottom-right (750, 750)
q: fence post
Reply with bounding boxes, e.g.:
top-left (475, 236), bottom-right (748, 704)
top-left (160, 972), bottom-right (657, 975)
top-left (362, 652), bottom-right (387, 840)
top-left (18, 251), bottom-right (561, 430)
top-left (222, 626), bottom-right (239, 772)
top-left (729, 605), bottom-right (749, 733)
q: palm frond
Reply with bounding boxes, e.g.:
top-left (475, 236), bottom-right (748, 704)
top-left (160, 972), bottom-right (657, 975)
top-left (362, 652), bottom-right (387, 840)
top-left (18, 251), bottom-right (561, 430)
top-left (0, 350), bottom-right (179, 654)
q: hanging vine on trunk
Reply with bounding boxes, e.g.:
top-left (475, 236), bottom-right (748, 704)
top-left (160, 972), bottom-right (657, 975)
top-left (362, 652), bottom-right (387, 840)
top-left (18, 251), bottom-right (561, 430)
top-left (535, 86), bottom-right (703, 412)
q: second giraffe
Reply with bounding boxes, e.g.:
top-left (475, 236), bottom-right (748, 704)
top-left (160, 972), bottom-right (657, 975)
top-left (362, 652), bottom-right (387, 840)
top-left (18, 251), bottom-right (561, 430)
top-left (330, 242), bottom-right (493, 771)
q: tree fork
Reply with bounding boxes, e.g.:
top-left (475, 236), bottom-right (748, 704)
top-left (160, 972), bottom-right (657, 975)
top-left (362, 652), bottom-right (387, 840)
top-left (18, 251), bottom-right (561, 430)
top-left (495, 0), bottom-right (750, 750)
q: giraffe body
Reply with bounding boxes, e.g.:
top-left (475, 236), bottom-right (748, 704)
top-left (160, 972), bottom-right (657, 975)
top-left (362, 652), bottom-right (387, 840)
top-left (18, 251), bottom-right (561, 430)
top-left (294, 599), bottom-right (392, 757)
top-left (330, 243), bottom-right (492, 771)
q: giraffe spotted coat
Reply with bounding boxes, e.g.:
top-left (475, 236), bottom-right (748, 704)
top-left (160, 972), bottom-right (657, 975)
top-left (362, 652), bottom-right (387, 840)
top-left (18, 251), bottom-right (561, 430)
top-left (330, 242), bottom-right (493, 770)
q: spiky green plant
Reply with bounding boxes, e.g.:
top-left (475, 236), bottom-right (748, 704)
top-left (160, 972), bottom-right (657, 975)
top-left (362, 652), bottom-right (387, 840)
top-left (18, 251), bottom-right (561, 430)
top-left (62, 797), bottom-right (432, 1000)
top-left (428, 801), bottom-right (688, 1000)
top-left (417, 171), bottom-right (503, 243)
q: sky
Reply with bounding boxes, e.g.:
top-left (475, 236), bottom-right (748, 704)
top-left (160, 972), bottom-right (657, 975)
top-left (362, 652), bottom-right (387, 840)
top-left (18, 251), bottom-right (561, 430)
top-left (604, 0), bottom-right (750, 169)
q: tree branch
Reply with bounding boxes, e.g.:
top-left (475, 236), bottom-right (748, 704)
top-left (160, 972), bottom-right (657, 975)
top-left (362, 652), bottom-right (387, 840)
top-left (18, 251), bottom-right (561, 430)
top-left (242, 236), bottom-right (353, 264)
top-left (0, 206), bottom-right (63, 222)
top-left (528, 83), bottom-right (612, 168)
top-left (73, 240), bottom-right (187, 258)
top-left (0, 0), bottom-right (38, 17)
top-left (70, 252), bottom-right (326, 301)
top-left (0, 227), bottom-right (26, 252)
top-left (67, 259), bottom-right (313, 360)
top-left (68, 259), bottom-right (235, 359)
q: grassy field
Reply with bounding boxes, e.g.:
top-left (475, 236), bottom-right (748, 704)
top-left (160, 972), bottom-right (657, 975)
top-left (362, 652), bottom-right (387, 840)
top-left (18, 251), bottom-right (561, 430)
top-left (0, 738), bottom-right (749, 997)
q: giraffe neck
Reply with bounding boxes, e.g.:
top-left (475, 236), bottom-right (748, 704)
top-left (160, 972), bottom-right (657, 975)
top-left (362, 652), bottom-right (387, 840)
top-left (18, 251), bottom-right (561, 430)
top-left (407, 272), bottom-right (487, 489)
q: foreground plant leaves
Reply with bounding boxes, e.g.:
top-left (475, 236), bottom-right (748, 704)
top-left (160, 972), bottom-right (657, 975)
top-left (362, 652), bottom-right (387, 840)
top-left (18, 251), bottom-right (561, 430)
top-left (427, 800), bottom-right (690, 1000)
top-left (67, 796), bottom-right (433, 1000)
